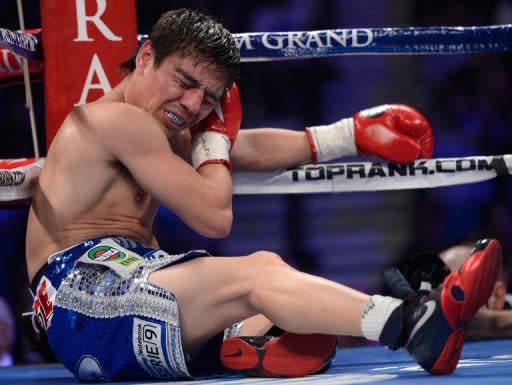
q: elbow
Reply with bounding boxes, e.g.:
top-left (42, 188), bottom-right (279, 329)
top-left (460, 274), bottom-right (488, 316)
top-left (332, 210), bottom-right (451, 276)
top-left (199, 208), bottom-right (233, 238)
top-left (209, 217), bottom-right (232, 238)
top-left (215, 208), bottom-right (233, 237)
top-left (211, 223), bottom-right (232, 238)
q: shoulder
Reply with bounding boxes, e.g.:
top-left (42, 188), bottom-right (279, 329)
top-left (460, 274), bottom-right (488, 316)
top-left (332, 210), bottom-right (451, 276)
top-left (74, 102), bottom-right (154, 130)
top-left (51, 101), bottom-right (172, 169)
top-left (71, 102), bottom-right (168, 148)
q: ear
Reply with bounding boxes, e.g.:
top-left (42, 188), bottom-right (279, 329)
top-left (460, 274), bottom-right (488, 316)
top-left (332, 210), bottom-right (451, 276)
top-left (135, 40), bottom-right (154, 73)
top-left (488, 280), bottom-right (508, 310)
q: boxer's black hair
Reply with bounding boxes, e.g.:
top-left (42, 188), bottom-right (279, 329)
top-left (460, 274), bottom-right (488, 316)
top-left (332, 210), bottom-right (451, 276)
top-left (120, 8), bottom-right (239, 85)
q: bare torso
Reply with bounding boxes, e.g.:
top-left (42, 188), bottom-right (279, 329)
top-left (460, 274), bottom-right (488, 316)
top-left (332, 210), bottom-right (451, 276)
top-left (24, 52), bottom-right (311, 283)
top-left (25, 91), bottom-right (159, 282)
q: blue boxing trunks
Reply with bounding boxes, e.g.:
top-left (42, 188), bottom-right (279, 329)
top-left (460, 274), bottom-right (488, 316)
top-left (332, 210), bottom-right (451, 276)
top-left (30, 236), bottom-right (241, 382)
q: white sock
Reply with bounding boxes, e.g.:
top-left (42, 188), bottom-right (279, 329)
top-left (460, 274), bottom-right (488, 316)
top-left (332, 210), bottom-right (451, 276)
top-left (361, 295), bottom-right (402, 341)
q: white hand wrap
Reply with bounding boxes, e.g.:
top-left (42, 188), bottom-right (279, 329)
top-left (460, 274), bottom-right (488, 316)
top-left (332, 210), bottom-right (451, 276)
top-left (305, 118), bottom-right (357, 163)
top-left (191, 131), bottom-right (231, 170)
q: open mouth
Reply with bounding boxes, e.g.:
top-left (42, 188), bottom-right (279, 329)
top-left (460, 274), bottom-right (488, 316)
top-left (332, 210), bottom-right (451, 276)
top-left (165, 110), bottom-right (185, 127)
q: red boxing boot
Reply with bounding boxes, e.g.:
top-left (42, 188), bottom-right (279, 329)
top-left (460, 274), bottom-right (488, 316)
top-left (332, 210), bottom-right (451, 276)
top-left (220, 332), bottom-right (337, 377)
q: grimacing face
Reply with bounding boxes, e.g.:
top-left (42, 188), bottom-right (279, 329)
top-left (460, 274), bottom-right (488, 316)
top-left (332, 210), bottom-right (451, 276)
top-left (135, 42), bottom-right (229, 135)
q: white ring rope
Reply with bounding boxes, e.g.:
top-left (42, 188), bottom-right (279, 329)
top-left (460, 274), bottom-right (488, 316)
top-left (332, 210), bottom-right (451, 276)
top-left (233, 155), bottom-right (512, 194)
top-left (0, 155), bottom-right (509, 201)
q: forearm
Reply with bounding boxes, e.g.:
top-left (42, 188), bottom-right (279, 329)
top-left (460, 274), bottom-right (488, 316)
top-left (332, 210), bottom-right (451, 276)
top-left (231, 104), bottom-right (433, 172)
top-left (172, 164), bottom-right (233, 238)
top-left (231, 128), bottom-right (312, 171)
top-left (196, 164), bottom-right (233, 233)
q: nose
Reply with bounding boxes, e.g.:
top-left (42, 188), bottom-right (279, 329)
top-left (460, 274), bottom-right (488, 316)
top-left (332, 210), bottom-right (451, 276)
top-left (179, 88), bottom-right (204, 115)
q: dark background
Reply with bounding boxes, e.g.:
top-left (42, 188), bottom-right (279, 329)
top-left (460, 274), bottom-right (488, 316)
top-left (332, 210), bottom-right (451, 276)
top-left (0, 0), bottom-right (511, 363)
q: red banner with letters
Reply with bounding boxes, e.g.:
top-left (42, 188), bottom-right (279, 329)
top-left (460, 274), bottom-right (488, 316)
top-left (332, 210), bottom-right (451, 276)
top-left (40, 0), bottom-right (137, 149)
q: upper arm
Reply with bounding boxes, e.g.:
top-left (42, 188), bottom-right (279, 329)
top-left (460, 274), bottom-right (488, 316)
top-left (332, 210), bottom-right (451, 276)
top-left (89, 103), bottom-right (233, 237)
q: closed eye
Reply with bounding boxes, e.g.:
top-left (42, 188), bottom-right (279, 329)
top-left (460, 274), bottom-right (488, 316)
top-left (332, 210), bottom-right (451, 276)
top-left (176, 69), bottom-right (199, 89)
top-left (175, 77), bottom-right (193, 90)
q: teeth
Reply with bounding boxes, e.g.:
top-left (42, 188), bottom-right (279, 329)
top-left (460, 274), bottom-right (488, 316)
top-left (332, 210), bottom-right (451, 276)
top-left (166, 111), bottom-right (184, 127)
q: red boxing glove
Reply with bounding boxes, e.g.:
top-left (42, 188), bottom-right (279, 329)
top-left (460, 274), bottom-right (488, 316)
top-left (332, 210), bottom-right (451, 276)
top-left (306, 104), bottom-right (434, 163)
top-left (354, 104), bottom-right (433, 163)
top-left (191, 83), bottom-right (242, 173)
